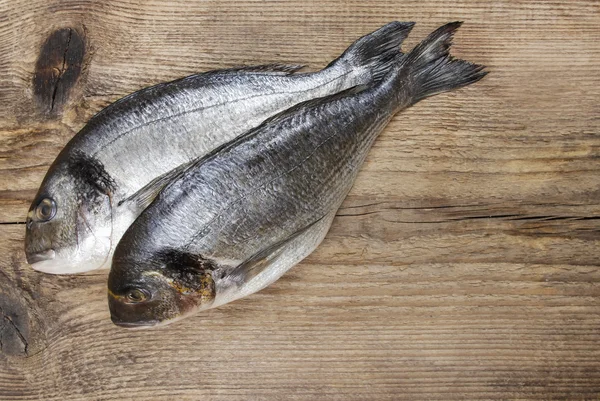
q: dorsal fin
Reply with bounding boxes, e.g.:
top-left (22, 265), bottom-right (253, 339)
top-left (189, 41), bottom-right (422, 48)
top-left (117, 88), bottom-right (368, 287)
top-left (258, 84), bottom-right (369, 126)
top-left (163, 84), bottom-right (372, 183)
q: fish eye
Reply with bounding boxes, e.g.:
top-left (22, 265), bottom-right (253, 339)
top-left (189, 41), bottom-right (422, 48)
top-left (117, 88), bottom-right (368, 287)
top-left (35, 198), bottom-right (57, 222)
top-left (125, 288), bottom-right (150, 304)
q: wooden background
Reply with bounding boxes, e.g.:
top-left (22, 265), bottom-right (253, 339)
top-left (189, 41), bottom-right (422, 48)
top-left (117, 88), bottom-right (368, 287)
top-left (1, 0), bottom-right (599, 399)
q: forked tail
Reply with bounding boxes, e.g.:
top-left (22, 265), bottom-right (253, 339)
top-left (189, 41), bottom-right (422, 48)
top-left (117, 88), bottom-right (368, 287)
top-left (330, 21), bottom-right (415, 83)
top-left (391, 21), bottom-right (487, 103)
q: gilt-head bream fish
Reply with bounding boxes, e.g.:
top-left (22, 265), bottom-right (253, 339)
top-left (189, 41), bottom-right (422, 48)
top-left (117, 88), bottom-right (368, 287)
top-left (107, 22), bottom-right (487, 327)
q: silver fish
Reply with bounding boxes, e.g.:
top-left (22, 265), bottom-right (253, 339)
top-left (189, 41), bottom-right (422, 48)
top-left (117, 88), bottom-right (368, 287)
top-left (25, 22), bottom-right (414, 274)
top-left (107, 22), bottom-right (487, 328)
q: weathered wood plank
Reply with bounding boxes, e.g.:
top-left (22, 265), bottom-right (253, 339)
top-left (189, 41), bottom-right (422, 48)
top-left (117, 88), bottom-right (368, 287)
top-left (1, 0), bottom-right (599, 399)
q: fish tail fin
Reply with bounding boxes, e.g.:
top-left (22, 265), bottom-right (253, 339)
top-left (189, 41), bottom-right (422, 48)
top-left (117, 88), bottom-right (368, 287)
top-left (396, 21), bottom-right (487, 103)
top-left (329, 21), bottom-right (415, 82)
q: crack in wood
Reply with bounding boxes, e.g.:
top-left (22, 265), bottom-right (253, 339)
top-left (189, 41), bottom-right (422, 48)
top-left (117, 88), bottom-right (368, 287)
top-left (33, 27), bottom-right (85, 114)
top-left (337, 210), bottom-right (599, 222)
top-left (50, 28), bottom-right (72, 112)
top-left (339, 202), bottom-right (488, 211)
top-left (0, 305), bottom-right (28, 356)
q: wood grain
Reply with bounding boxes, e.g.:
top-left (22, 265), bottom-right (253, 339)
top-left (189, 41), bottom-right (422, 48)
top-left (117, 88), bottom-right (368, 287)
top-left (1, 0), bottom-right (599, 399)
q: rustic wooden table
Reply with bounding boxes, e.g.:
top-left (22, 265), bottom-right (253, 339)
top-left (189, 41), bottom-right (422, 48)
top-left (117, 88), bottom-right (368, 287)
top-left (1, 1), bottom-right (599, 400)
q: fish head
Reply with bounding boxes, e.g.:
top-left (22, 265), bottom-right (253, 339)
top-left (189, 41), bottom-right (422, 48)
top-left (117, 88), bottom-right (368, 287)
top-left (25, 152), bottom-right (115, 274)
top-left (108, 249), bottom-right (216, 328)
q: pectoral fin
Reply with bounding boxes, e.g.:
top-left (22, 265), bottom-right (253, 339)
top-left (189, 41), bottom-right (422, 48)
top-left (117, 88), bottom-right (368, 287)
top-left (233, 215), bottom-right (328, 283)
top-left (119, 160), bottom-right (194, 211)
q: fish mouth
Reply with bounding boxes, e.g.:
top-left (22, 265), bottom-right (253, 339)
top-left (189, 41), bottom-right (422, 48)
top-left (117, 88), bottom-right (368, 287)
top-left (26, 249), bottom-right (56, 264)
top-left (110, 316), bottom-right (159, 329)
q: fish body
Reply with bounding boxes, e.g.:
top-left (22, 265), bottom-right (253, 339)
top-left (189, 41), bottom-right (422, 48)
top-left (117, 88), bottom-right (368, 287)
top-left (108, 22), bottom-right (487, 327)
top-left (25, 22), bottom-right (414, 274)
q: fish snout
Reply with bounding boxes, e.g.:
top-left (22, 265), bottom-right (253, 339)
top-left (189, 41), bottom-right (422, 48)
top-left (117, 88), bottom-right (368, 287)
top-left (26, 248), bottom-right (56, 264)
top-left (108, 293), bottom-right (160, 329)
top-left (110, 316), bottom-right (158, 329)
top-left (24, 220), bottom-right (54, 264)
